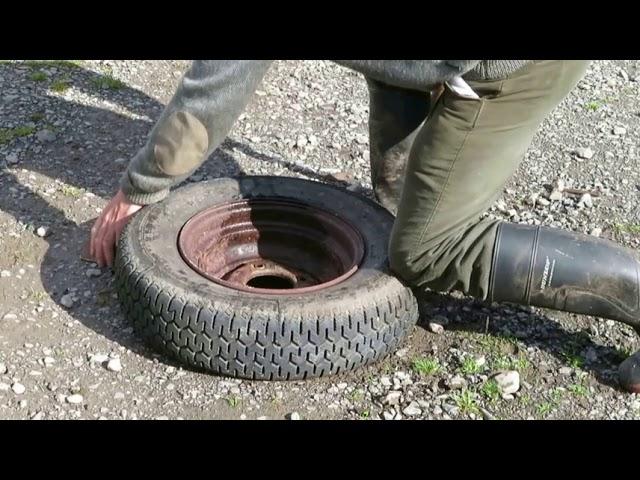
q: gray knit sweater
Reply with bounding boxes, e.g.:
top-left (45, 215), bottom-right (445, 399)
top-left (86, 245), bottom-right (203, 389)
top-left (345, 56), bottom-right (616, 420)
top-left (121, 60), bottom-right (530, 205)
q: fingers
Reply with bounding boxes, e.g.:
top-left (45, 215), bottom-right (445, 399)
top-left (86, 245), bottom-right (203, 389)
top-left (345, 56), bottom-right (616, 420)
top-left (89, 189), bottom-right (144, 268)
top-left (89, 213), bottom-right (104, 262)
top-left (102, 226), bottom-right (116, 268)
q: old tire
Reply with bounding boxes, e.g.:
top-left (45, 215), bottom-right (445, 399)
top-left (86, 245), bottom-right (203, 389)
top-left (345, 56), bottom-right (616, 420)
top-left (114, 176), bottom-right (418, 380)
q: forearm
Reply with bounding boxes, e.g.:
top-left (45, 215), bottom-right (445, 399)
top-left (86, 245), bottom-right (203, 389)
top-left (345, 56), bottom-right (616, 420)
top-left (121, 60), bottom-right (273, 205)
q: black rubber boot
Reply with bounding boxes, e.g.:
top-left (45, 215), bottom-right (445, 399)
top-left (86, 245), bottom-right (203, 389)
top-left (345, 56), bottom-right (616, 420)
top-left (489, 222), bottom-right (640, 393)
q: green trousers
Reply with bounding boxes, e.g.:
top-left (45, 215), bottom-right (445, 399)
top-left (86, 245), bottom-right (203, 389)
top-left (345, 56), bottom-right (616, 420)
top-left (366, 60), bottom-right (590, 299)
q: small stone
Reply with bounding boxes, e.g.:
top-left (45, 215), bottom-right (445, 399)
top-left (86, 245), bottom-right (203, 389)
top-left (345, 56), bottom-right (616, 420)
top-left (43, 357), bottom-right (55, 367)
top-left (537, 197), bottom-right (550, 207)
top-left (333, 171), bottom-right (352, 183)
top-left (114, 392), bottom-right (125, 400)
top-left (431, 314), bottom-right (450, 326)
top-left (60, 294), bottom-right (75, 308)
top-left (576, 147), bottom-right (594, 160)
top-left (36, 226), bottom-right (49, 238)
top-left (394, 348), bottom-right (409, 358)
top-left (613, 126), bottom-right (626, 136)
top-left (295, 135), bottom-right (308, 148)
top-left (106, 358), bottom-right (122, 372)
top-left (0, 363), bottom-right (6, 374)
top-left (31, 412), bottom-right (45, 420)
top-left (428, 322), bottom-right (445, 334)
top-left (549, 190), bottom-right (564, 201)
top-left (36, 129), bottom-right (56, 142)
top-left (257, 416), bottom-right (269, 420)
top-left (337, 382), bottom-right (348, 390)
top-left (446, 375), bottom-right (467, 391)
top-left (6, 153), bottom-right (19, 165)
top-left (382, 410), bottom-right (395, 421)
top-left (474, 355), bottom-right (487, 368)
top-left (590, 227), bottom-right (602, 237)
top-left (0, 270), bottom-right (11, 278)
top-left (584, 348), bottom-right (598, 363)
top-left (578, 193), bottom-right (593, 208)
top-left (380, 376), bottom-right (392, 387)
top-left (384, 391), bottom-right (402, 406)
top-left (354, 134), bottom-right (368, 145)
top-left (494, 371), bottom-right (520, 394)
top-left (90, 354), bottom-right (109, 364)
top-left (526, 193), bottom-right (539, 206)
top-left (12, 382), bottom-right (26, 395)
top-left (479, 407), bottom-right (496, 420)
top-left (66, 394), bottom-right (83, 404)
top-left (442, 403), bottom-right (459, 416)
top-left (287, 412), bottom-right (301, 420)
top-left (86, 268), bottom-right (102, 278)
top-left (3, 313), bottom-right (17, 321)
top-left (559, 366), bottom-right (573, 376)
top-left (0, 382), bottom-right (9, 391)
top-left (402, 401), bottom-right (422, 416)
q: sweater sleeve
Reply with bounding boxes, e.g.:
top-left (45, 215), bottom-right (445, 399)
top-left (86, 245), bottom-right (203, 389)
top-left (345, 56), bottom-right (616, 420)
top-left (120, 60), bottom-right (273, 205)
top-left (334, 60), bottom-right (480, 91)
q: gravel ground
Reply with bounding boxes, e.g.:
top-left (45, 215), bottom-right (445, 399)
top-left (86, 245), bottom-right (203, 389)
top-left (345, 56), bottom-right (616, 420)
top-left (1, 59), bottom-right (639, 420)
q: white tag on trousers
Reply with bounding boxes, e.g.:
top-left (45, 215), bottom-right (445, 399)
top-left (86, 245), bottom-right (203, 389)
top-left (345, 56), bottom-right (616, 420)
top-left (446, 76), bottom-right (480, 99)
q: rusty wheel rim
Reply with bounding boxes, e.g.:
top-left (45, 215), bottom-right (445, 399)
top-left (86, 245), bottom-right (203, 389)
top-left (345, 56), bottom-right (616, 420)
top-left (177, 197), bottom-right (365, 295)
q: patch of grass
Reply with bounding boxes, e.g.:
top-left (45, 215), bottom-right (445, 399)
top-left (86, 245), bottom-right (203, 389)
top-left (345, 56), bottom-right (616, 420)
top-left (359, 410), bottom-right (370, 419)
top-left (478, 335), bottom-right (519, 356)
top-left (24, 60), bottom-right (83, 70)
top-left (29, 70), bottom-right (47, 82)
top-left (92, 75), bottom-right (124, 90)
top-left (412, 358), bottom-right (441, 376)
top-left (492, 354), bottom-right (513, 371)
top-left (519, 393), bottom-right (532, 406)
top-left (537, 402), bottom-right (554, 417)
top-left (512, 355), bottom-right (530, 372)
top-left (30, 289), bottom-right (48, 302)
top-left (568, 383), bottom-right (589, 397)
top-left (60, 185), bottom-right (83, 197)
top-left (562, 352), bottom-right (584, 370)
top-left (550, 387), bottom-right (565, 403)
top-left (30, 113), bottom-right (45, 122)
top-left (453, 389), bottom-right (479, 415)
top-left (614, 223), bottom-right (640, 235)
top-left (50, 78), bottom-right (71, 93)
top-left (349, 389), bottom-right (364, 402)
top-left (380, 361), bottom-right (394, 375)
top-left (585, 100), bottom-right (602, 111)
top-left (227, 397), bottom-right (239, 408)
top-left (13, 125), bottom-right (36, 137)
top-left (460, 356), bottom-right (483, 375)
top-left (491, 353), bottom-right (529, 372)
top-left (481, 379), bottom-right (501, 403)
top-left (0, 125), bottom-right (36, 144)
